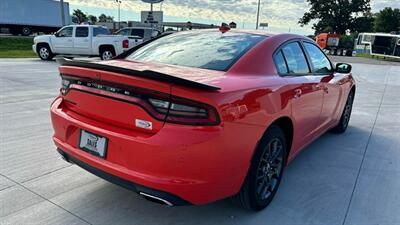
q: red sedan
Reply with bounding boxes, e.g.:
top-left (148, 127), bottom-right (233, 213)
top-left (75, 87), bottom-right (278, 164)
top-left (51, 29), bottom-right (355, 211)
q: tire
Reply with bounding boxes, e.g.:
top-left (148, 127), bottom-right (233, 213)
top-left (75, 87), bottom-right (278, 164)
top-left (100, 47), bottom-right (115, 60)
top-left (232, 125), bottom-right (287, 211)
top-left (332, 90), bottom-right (355, 133)
top-left (37, 44), bottom-right (54, 61)
top-left (21, 27), bottom-right (31, 36)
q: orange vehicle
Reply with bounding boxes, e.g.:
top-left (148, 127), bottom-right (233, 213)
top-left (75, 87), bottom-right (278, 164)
top-left (316, 33), bottom-right (340, 49)
top-left (316, 33), bottom-right (352, 56)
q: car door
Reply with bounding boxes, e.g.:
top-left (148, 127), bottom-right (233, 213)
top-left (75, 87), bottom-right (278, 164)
top-left (274, 41), bottom-right (324, 153)
top-left (51, 26), bottom-right (74, 54)
top-left (303, 41), bottom-right (342, 130)
top-left (74, 26), bottom-right (91, 55)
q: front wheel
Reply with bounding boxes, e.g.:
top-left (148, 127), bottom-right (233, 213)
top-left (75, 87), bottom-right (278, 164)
top-left (232, 125), bottom-right (286, 211)
top-left (37, 45), bottom-right (54, 61)
top-left (332, 90), bottom-right (355, 133)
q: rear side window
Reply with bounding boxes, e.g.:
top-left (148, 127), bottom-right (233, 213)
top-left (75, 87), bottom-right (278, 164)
top-left (75, 27), bottom-right (88, 37)
top-left (127, 31), bottom-right (266, 71)
top-left (93, 27), bottom-right (110, 37)
top-left (274, 50), bottom-right (288, 73)
top-left (303, 42), bottom-right (332, 73)
top-left (281, 42), bottom-right (310, 74)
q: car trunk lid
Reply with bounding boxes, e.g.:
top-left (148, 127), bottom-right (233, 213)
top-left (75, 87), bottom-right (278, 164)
top-left (58, 59), bottom-right (224, 133)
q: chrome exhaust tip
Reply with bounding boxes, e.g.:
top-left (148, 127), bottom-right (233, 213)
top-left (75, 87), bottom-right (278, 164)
top-left (139, 192), bottom-right (174, 207)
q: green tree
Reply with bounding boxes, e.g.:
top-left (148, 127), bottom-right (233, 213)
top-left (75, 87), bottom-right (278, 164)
top-left (88, 15), bottom-right (97, 24)
top-left (106, 16), bottom-right (114, 22)
top-left (299, 0), bottom-right (371, 34)
top-left (353, 14), bottom-right (374, 33)
top-left (374, 7), bottom-right (400, 33)
top-left (98, 14), bottom-right (108, 22)
top-left (72, 9), bottom-right (88, 24)
top-left (98, 14), bottom-right (114, 23)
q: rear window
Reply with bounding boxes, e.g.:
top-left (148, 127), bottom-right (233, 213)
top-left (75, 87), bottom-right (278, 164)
top-left (127, 31), bottom-right (266, 71)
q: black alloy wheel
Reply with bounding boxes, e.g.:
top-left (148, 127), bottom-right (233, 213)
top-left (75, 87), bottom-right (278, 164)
top-left (232, 125), bottom-right (286, 211)
top-left (255, 137), bottom-right (284, 202)
top-left (332, 91), bottom-right (355, 133)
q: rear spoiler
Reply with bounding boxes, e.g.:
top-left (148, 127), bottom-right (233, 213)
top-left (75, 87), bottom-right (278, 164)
top-left (57, 58), bottom-right (221, 91)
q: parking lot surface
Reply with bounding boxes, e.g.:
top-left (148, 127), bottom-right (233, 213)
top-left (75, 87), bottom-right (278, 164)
top-left (1, 58), bottom-right (399, 225)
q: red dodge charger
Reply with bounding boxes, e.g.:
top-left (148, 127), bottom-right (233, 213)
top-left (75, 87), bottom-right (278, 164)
top-left (51, 29), bottom-right (355, 210)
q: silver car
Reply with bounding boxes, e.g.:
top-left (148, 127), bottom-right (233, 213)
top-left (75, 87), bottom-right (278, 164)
top-left (116, 27), bottom-right (161, 43)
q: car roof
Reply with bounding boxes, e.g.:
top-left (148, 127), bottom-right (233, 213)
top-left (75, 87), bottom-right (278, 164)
top-left (173, 28), bottom-right (309, 40)
top-left (122, 27), bottom-right (158, 30)
top-left (68, 25), bottom-right (107, 28)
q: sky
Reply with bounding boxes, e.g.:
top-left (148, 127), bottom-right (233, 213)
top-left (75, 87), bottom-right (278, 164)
top-left (66, 0), bottom-right (399, 35)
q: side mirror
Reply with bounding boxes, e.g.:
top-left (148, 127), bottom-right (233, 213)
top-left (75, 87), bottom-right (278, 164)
top-left (54, 32), bottom-right (60, 37)
top-left (335, 63), bottom-right (352, 73)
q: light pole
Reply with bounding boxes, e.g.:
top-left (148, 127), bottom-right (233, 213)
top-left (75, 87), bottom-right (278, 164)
top-left (256, 0), bottom-right (261, 30)
top-left (115, 0), bottom-right (122, 30)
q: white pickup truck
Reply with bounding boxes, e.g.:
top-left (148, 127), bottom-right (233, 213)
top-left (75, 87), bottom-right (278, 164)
top-left (33, 25), bottom-right (130, 60)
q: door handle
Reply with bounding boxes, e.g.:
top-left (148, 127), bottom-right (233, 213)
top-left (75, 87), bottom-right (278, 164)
top-left (316, 84), bottom-right (329, 93)
top-left (294, 89), bottom-right (302, 99)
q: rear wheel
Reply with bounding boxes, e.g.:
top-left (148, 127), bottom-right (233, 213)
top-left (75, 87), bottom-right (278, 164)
top-left (21, 27), bottom-right (31, 36)
top-left (100, 47), bottom-right (115, 60)
top-left (232, 125), bottom-right (286, 211)
top-left (332, 90), bottom-right (355, 133)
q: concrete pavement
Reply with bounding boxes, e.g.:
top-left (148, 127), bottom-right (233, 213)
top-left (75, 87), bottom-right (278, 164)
top-left (0, 58), bottom-right (399, 225)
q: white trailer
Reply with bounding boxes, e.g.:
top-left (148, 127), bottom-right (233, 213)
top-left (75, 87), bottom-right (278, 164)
top-left (0, 0), bottom-right (71, 36)
top-left (354, 33), bottom-right (400, 59)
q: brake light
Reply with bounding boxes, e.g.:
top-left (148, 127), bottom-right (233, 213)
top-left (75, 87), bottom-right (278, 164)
top-left (148, 97), bottom-right (220, 125)
top-left (219, 22), bottom-right (230, 33)
top-left (122, 39), bottom-right (129, 48)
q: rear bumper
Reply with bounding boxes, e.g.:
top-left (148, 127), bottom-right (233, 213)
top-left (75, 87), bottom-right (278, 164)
top-left (32, 44), bottom-right (37, 54)
top-left (57, 148), bottom-right (190, 206)
top-left (51, 97), bottom-right (265, 205)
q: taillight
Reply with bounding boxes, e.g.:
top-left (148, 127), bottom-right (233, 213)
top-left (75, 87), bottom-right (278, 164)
top-left (60, 76), bottom-right (220, 126)
top-left (122, 40), bottom-right (129, 48)
top-left (148, 97), bottom-right (220, 125)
